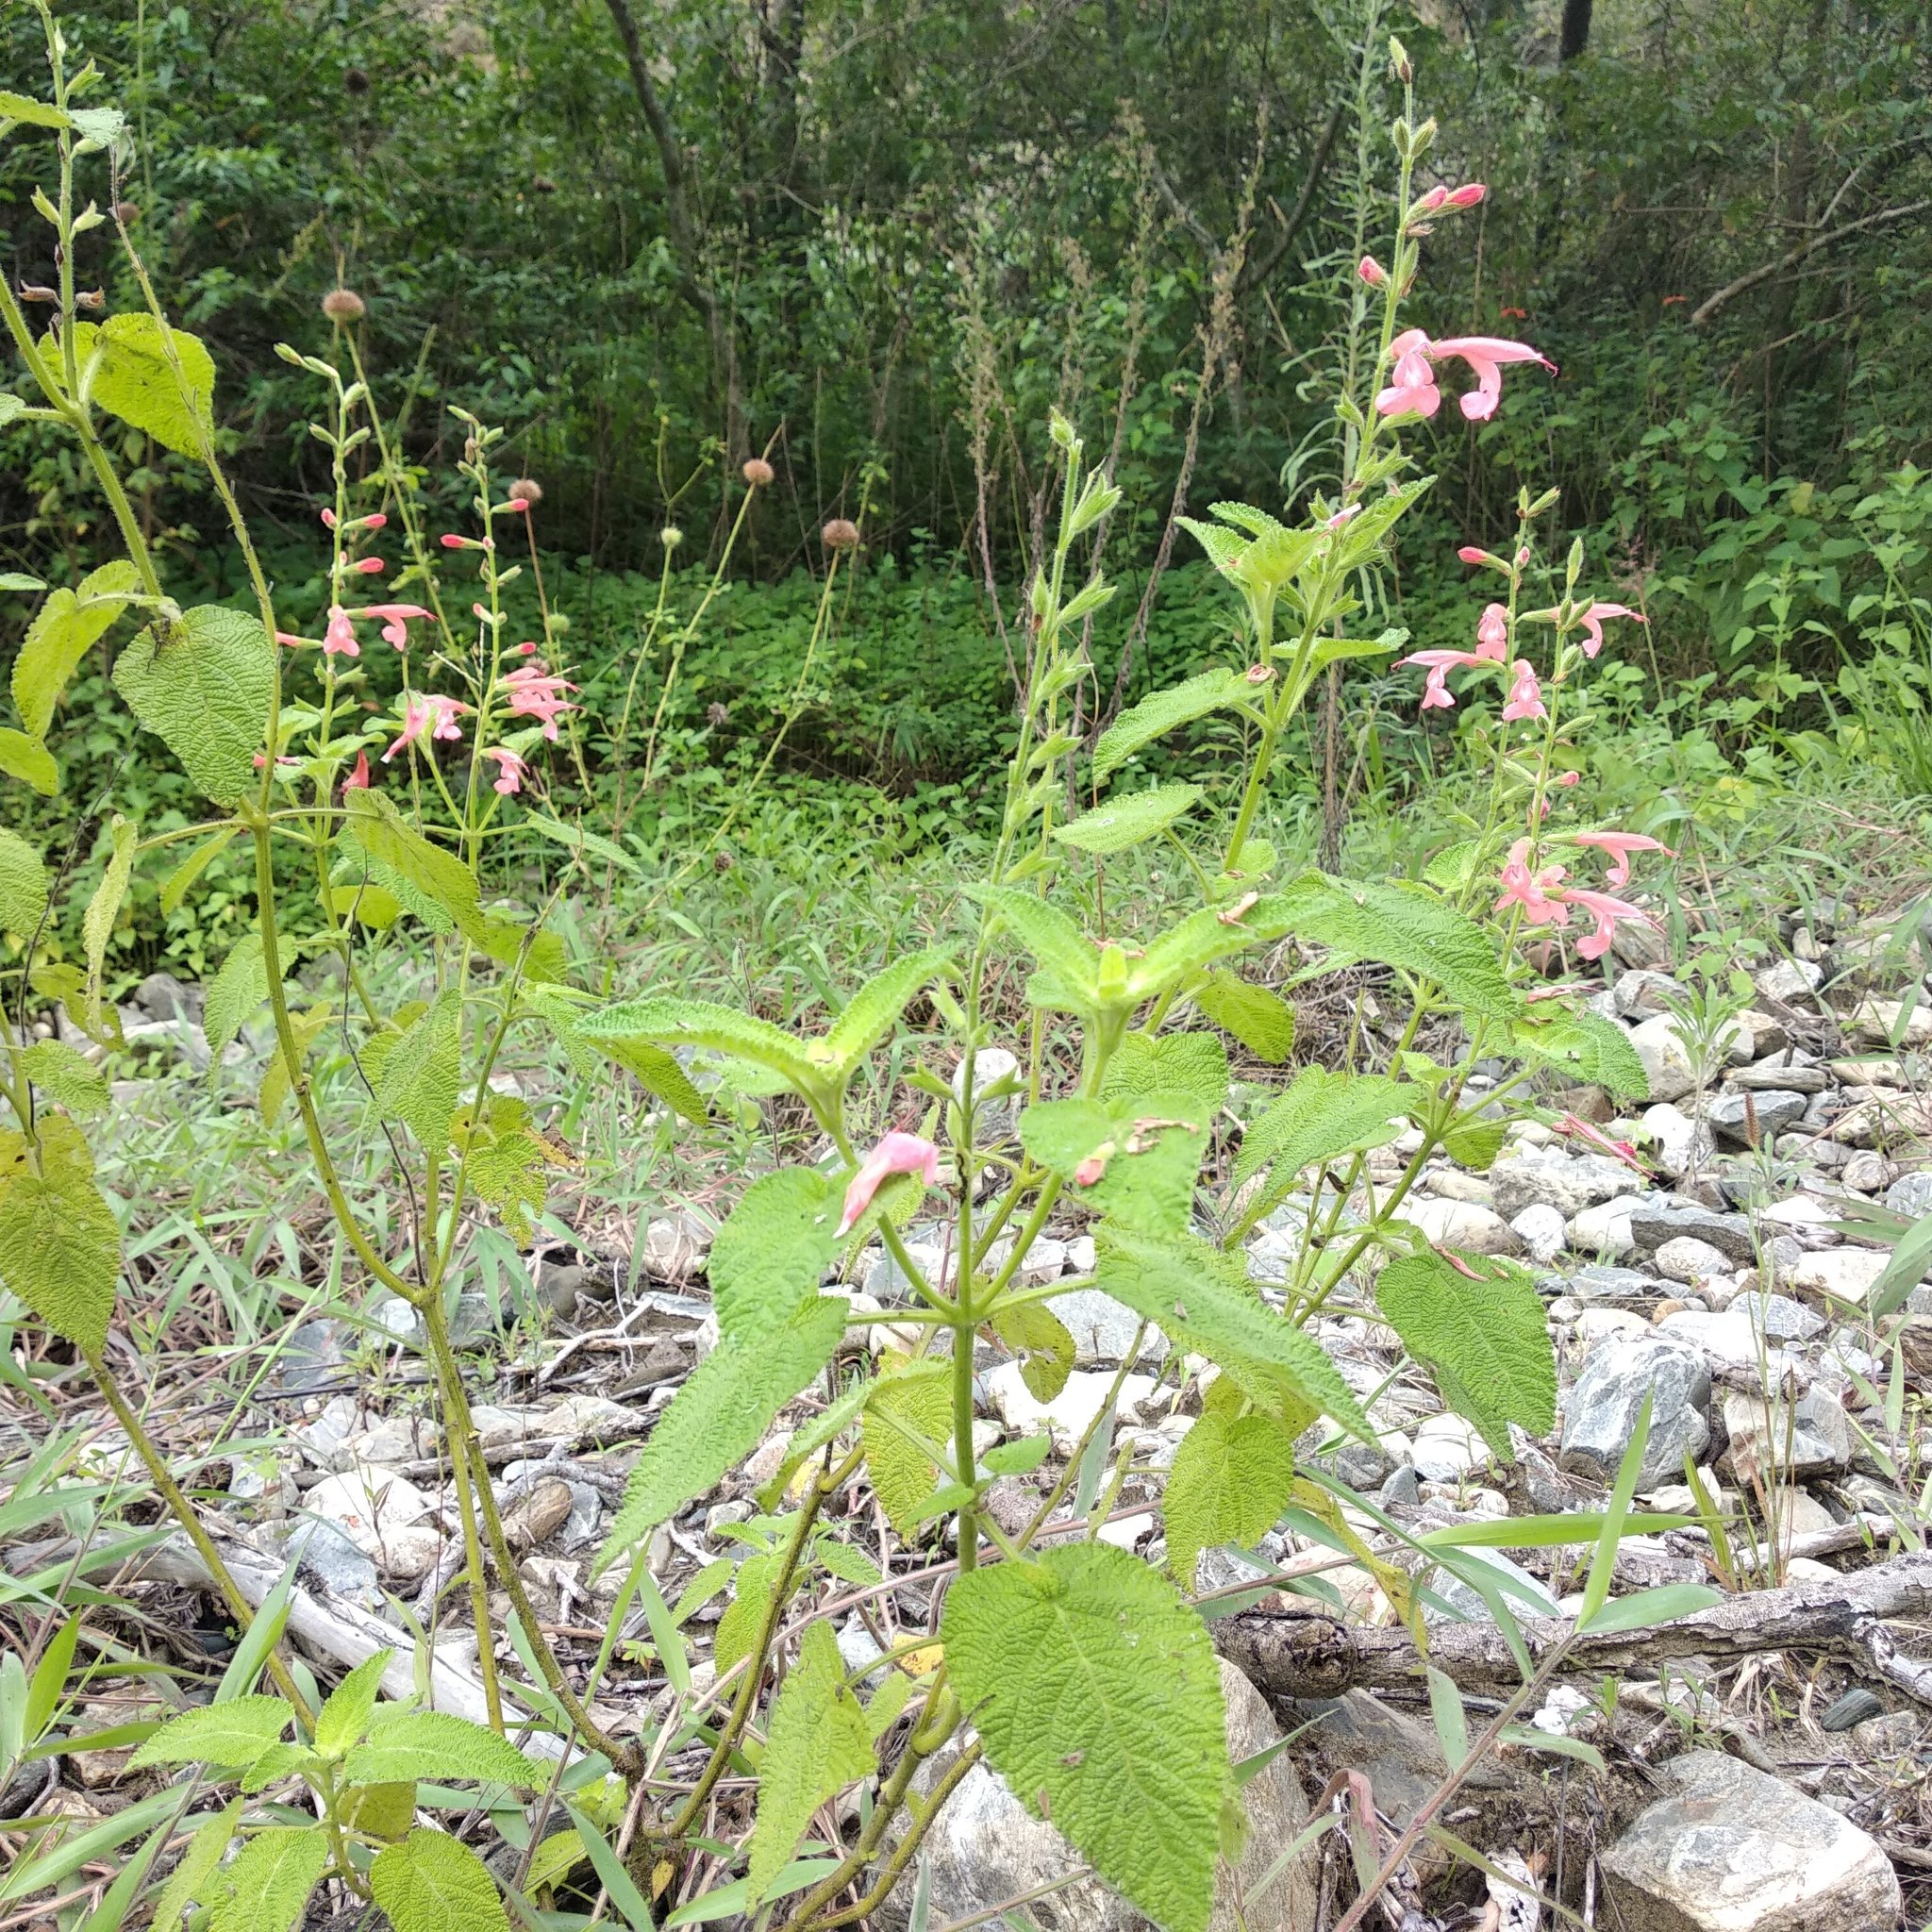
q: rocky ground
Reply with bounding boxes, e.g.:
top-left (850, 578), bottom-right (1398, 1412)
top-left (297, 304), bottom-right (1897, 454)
top-left (6, 905), bottom-right (1932, 1932)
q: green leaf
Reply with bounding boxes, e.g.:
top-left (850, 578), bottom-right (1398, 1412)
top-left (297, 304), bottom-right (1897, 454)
top-left (577, 995), bottom-right (822, 1098)
top-left (757, 1372), bottom-right (875, 1509)
top-left (0, 91), bottom-right (73, 128)
top-left (943, 1541), bottom-right (1227, 1932)
top-left (147, 1801), bottom-right (241, 1932)
top-left (343, 1782), bottom-right (420, 1842)
top-left (1092, 670), bottom-right (1250, 779)
top-left (518, 810), bottom-right (642, 875)
top-left (1129, 901), bottom-right (1290, 997)
top-left (1374, 1251), bottom-right (1556, 1457)
top-left (971, 886), bottom-right (1102, 1005)
top-left (1577, 1392), bottom-right (1649, 1630)
top-left (208, 1826), bottom-right (326, 1932)
top-left (82, 817), bottom-right (136, 1035)
top-left (202, 932), bottom-right (270, 1062)
top-left (589, 1034), bottom-right (711, 1124)
top-left (1441, 1118), bottom-right (1507, 1171)
top-left (1053, 784), bottom-right (1204, 855)
top-left (449, 1094), bottom-right (559, 1243)
top-left (1864, 1210), bottom-right (1932, 1321)
top-left (1574, 1582), bottom-right (1721, 1634)
top-left (1095, 1227), bottom-right (1374, 1443)
top-left (992, 1301), bottom-right (1077, 1403)
top-left (376, 990), bottom-right (462, 1155)
top-left (0, 727), bottom-right (58, 793)
top-left (113, 606), bottom-right (273, 808)
top-left (1261, 874), bottom-right (1521, 1022)
top-left (1100, 1031), bottom-right (1230, 1116)
top-left (12, 560), bottom-right (143, 740)
top-left (0, 1116), bottom-right (121, 1353)
top-left (314, 1649), bottom-right (391, 1758)
top-left (1512, 1011), bottom-right (1650, 1100)
top-left (983, 1433), bottom-right (1052, 1475)
top-left (713, 1552), bottom-right (784, 1675)
top-left (1021, 1091), bottom-right (1208, 1236)
top-left (1163, 1410), bottom-right (1297, 1585)
top-left (821, 944), bottom-right (953, 1072)
top-left (75, 315), bottom-right (216, 457)
top-left (1426, 1666), bottom-right (1469, 1769)
top-left (1232, 1068), bottom-right (1411, 1193)
top-left (21, 1040), bottom-right (109, 1118)
top-left (238, 1742), bottom-right (318, 1793)
top-left (343, 1710), bottom-right (541, 1789)
top-left (748, 1622), bottom-right (877, 1904)
top-left (159, 825), bottom-right (238, 918)
top-left (595, 1293), bottom-right (847, 1572)
top-left (710, 1168), bottom-right (838, 1341)
top-left (1193, 971), bottom-right (1295, 1064)
top-left (0, 828), bottom-right (47, 937)
top-left (861, 1360), bottom-right (954, 1537)
top-left (127, 1695), bottom-right (290, 1771)
top-left (370, 1828), bottom-right (512, 1932)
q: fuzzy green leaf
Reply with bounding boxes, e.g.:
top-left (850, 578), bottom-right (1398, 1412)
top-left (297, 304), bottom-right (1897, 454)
top-left (595, 1293), bottom-right (848, 1572)
top-left (208, 1826), bottom-right (326, 1932)
top-left (861, 1360), bottom-right (954, 1537)
top-left (942, 1541), bottom-right (1227, 1932)
top-left (1511, 1011), bottom-right (1651, 1100)
top-left (822, 944), bottom-right (952, 1072)
top-left (127, 1695), bottom-right (290, 1771)
top-left (713, 1552), bottom-right (784, 1675)
top-left (1193, 971), bottom-right (1295, 1064)
top-left (1163, 1411), bottom-right (1298, 1585)
top-left (81, 815), bottom-right (136, 1033)
top-left (1374, 1250), bottom-right (1556, 1457)
top-left (370, 1828), bottom-right (513, 1932)
top-left (0, 828), bottom-right (47, 938)
top-left (577, 995), bottom-right (822, 1096)
top-left (1128, 900), bottom-right (1289, 997)
top-left (343, 1710), bottom-right (541, 1790)
top-left (710, 1167), bottom-right (838, 1342)
top-left (148, 1800), bottom-right (241, 1932)
top-left (1232, 1068), bottom-right (1411, 1193)
top-left (972, 885), bottom-right (1102, 1004)
top-left (0, 727), bottom-right (58, 793)
top-left (748, 1621), bottom-right (876, 1905)
top-left (1101, 1031), bottom-right (1230, 1117)
top-left (12, 560), bottom-right (143, 740)
top-left (587, 1034), bottom-right (711, 1123)
top-left (113, 606), bottom-right (272, 808)
top-left (75, 314), bottom-right (216, 457)
top-left (314, 1649), bottom-right (391, 1758)
top-left (376, 990), bottom-right (462, 1155)
top-left (1053, 784), bottom-right (1204, 856)
top-left (202, 931), bottom-right (270, 1062)
top-left (1094, 1226), bottom-right (1374, 1443)
top-left (0, 1116), bottom-right (121, 1353)
top-left (160, 824), bottom-right (239, 917)
top-left (1093, 670), bottom-right (1250, 779)
top-left (22, 1040), bottom-right (109, 1118)
top-left (1021, 1091), bottom-right (1208, 1236)
top-left (993, 1301), bottom-right (1077, 1403)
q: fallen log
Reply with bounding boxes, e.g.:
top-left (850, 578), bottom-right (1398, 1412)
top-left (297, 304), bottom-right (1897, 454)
top-left (1217, 1550), bottom-right (1932, 1706)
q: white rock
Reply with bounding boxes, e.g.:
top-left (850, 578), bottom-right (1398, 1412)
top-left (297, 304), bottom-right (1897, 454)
top-left (303, 1463), bottom-right (435, 1558)
top-left (1048, 1288), bottom-right (1166, 1366)
top-left (1400, 1196), bottom-right (1522, 1256)
top-left (1640, 1103), bottom-right (1713, 1178)
top-left (1575, 1307), bottom-right (1651, 1352)
top-left (1849, 996), bottom-right (1932, 1047)
top-left (982, 1363), bottom-right (1158, 1453)
top-left (1755, 958), bottom-right (1823, 1003)
top-left (1628, 1012), bottom-right (1751, 1104)
top-left (1510, 1204), bottom-right (1568, 1263)
top-left (1790, 1247), bottom-right (1897, 1304)
top-left (1655, 1236), bottom-right (1733, 1285)
top-left (1411, 1413), bottom-right (1488, 1482)
top-left (1568, 1194), bottom-right (1646, 1258)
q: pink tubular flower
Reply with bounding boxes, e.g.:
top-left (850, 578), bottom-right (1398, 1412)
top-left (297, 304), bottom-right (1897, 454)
top-left (439, 533), bottom-right (472, 550)
top-left (323, 605), bottom-right (359, 658)
top-left (1495, 839), bottom-right (1570, 927)
top-left (499, 664), bottom-right (578, 741)
top-left (484, 746), bottom-right (527, 795)
top-left (1576, 601), bottom-right (1644, 658)
top-left (1562, 886), bottom-right (1651, 961)
top-left (1398, 647), bottom-right (1488, 710)
top-left (837, 1131), bottom-right (941, 1237)
top-left (343, 750), bottom-right (371, 791)
top-left (1500, 658), bottom-right (1545, 723)
top-left (360, 513), bottom-right (389, 532)
top-left (1475, 602), bottom-right (1509, 660)
top-left (360, 603), bottom-right (432, 650)
top-left (1573, 829), bottom-right (1674, 887)
top-left (1428, 337), bottom-right (1557, 421)
top-left (1446, 182), bottom-right (1487, 208)
top-left (1357, 255), bottom-right (1388, 287)
top-left (1374, 327), bottom-right (1441, 419)
top-left (1325, 503), bottom-right (1362, 531)
top-left (1557, 1111), bottom-right (1646, 1174)
top-left (383, 692), bottom-right (469, 762)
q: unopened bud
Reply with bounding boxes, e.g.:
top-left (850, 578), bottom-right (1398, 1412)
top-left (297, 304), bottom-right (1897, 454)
top-left (1415, 185), bottom-right (1449, 215)
top-left (1446, 182), bottom-right (1487, 208)
top-left (1357, 255), bottom-right (1387, 288)
top-left (321, 287), bottom-right (366, 323)
top-left (111, 200), bottom-right (138, 226)
top-left (822, 517), bottom-right (860, 551)
top-left (1389, 35), bottom-right (1411, 80)
top-left (741, 457), bottom-right (774, 488)
top-left (508, 477), bottom-right (543, 505)
top-left (659, 525), bottom-right (685, 549)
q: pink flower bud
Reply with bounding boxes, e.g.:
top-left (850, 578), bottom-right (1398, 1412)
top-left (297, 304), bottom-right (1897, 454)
top-left (1446, 183), bottom-right (1487, 208)
top-left (320, 508), bottom-right (339, 529)
top-left (1357, 255), bottom-right (1388, 287)
top-left (1416, 185), bottom-right (1450, 213)
top-left (350, 556), bottom-right (385, 575)
top-left (1457, 545), bottom-right (1490, 564)
top-left (440, 534), bottom-right (468, 549)
top-left (360, 513), bottom-right (388, 531)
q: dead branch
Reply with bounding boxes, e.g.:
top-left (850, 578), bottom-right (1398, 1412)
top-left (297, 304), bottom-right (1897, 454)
top-left (1691, 198), bottom-right (1932, 326)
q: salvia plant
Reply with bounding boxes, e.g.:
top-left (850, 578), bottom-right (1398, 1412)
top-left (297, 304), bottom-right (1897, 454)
top-left (0, 16), bottom-right (1705, 1932)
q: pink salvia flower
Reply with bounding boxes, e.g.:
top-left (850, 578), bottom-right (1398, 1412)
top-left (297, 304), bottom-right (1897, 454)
top-left (359, 513), bottom-right (388, 532)
top-left (1428, 336), bottom-right (1557, 421)
top-left (323, 605), bottom-right (359, 658)
top-left (1576, 601), bottom-right (1643, 658)
top-left (837, 1131), bottom-right (941, 1237)
top-left (1457, 544), bottom-right (1493, 565)
top-left (1397, 647), bottom-right (1488, 711)
top-left (1556, 1111), bottom-right (1647, 1173)
top-left (1500, 658), bottom-right (1545, 722)
top-left (1562, 886), bottom-right (1651, 961)
top-left (1357, 255), bottom-right (1388, 286)
top-left (343, 751), bottom-right (371, 791)
top-left (1374, 327), bottom-right (1441, 420)
top-left (499, 664), bottom-right (579, 741)
top-left (383, 693), bottom-right (469, 762)
top-left (1573, 830), bottom-right (1674, 888)
top-left (1474, 602), bottom-right (1509, 660)
top-left (359, 603), bottom-right (432, 649)
top-left (1415, 185), bottom-right (1450, 213)
top-left (1325, 504), bottom-right (1362, 531)
top-left (1494, 839), bottom-right (1570, 926)
top-left (485, 746), bottom-right (528, 795)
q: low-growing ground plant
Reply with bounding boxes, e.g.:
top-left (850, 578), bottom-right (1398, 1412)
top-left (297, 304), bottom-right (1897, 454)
top-left (0, 14), bottom-right (1718, 1931)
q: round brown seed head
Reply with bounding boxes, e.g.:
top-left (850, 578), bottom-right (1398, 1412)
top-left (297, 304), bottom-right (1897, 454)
top-left (508, 477), bottom-right (543, 505)
top-left (822, 517), bottom-right (860, 551)
top-left (321, 287), bottom-right (366, 323)
top-left (741, 457), bottom-right (774, 488)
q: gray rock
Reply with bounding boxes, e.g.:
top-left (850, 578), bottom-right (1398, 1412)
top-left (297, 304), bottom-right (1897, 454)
top-left (1399, 1196), bottom-right (1521, 1255)
top-left (1566, 1263), bottom-right (1664, 1301)
top-left (1884, 1171), bottom-right (1932, 1218)
top-left (1628, 1203), bottom-right (1757, 1264)
top-left (1730, 1059), bottom-right (1828, 1093)
top-left (1722, 1385), bottom-right (1852, 1478)
top-left (1614, 970), bottom-right (1688, 1017)
top-left (1755, 958), bottom-right (1824, 1004)
top-left (1376, 1464), bottom-right (1422, 1508)
top-left (1628, 1011), bottom-right (1751, 1104)
top-left (1707, 1089), bottom-right (1809, 1143)
top-left (893, 1660), bottom-right (1316, 1932)
top-left (1731, 1290), bottom-right (1825, 1342)
top-left (1560, 1337), bottom-right (1710, 1485)
top-left (280, 1518), bottom-right (381, 1607)
top-left (1600, 1749), bottom-right (1900, 1932)
top-left (1049, 1288), bottom-right (1168, 1367)
top-left (1491, 1151), bottom-right (1639, 1219)
top-left (1654, 1236), bottom-right (1733, 1285)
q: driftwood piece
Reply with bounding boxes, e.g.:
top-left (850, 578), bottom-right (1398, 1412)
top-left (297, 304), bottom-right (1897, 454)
top-left (1218, 1551), bottom-right (1932, 1706)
